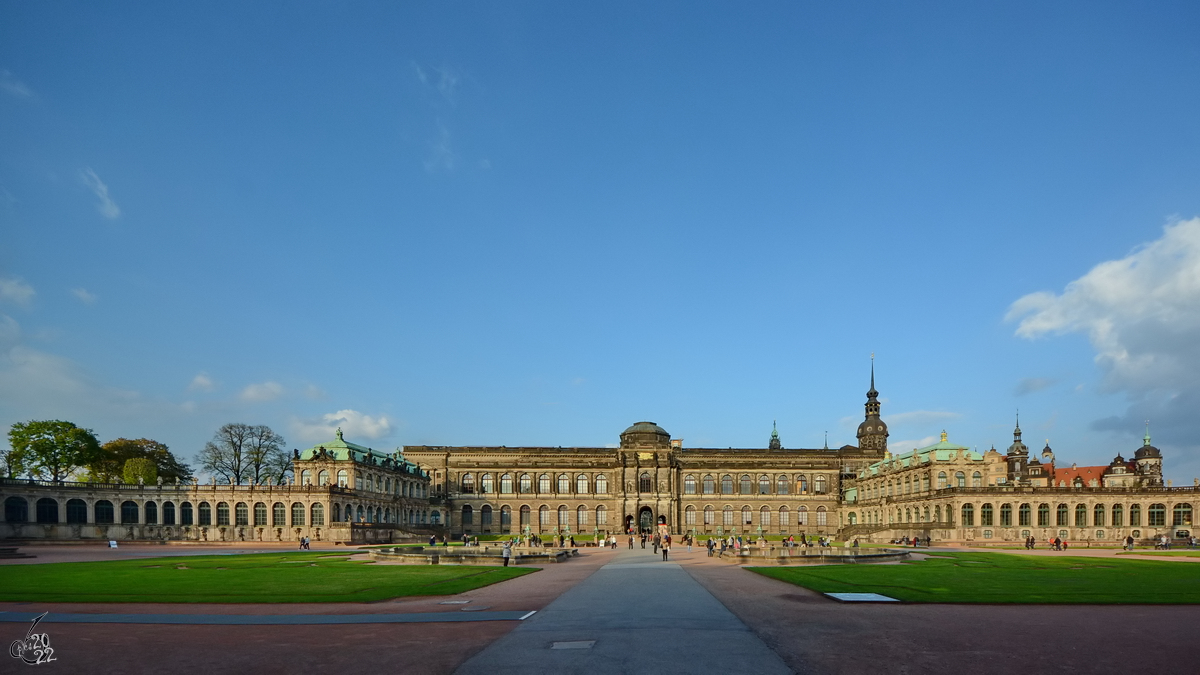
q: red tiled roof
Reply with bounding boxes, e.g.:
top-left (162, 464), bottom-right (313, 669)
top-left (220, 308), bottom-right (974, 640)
top-left (1050, 465), bottom-right (1108, 487)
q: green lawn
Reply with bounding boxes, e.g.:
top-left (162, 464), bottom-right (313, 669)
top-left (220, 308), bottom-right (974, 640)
top-left (0, 552), bottom-right (536, 603)
top-left (750, 552), bottom-right (1200, 603)
top-left (1116, 549), bottom-right (1200, 557)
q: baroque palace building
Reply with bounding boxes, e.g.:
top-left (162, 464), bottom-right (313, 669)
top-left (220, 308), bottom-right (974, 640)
top-left (0, 429), bottom-right (431, 544)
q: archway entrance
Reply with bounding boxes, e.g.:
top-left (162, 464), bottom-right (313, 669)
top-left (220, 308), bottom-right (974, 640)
top-left (624, 515), bottom-right (634, 533)
top-left (639, 507), bottom-right (654, 533)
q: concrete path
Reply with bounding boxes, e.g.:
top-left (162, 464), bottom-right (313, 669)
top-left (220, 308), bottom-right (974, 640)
top-left (0, 609), bottom-right (536, 625)
top-left (455, 547), bottom-right (793, 675)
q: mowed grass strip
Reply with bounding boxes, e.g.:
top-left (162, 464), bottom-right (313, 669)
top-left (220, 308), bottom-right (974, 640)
top-left (0, 552), bottom-right (537, 603)
top-left (750, 552), bottom-right (1200, 603)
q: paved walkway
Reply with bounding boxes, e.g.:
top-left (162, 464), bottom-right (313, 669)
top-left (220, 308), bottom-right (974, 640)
top-left (455, 547), bottom-right (792, 675)
top-left (0, 609), bottom-right (536, 625)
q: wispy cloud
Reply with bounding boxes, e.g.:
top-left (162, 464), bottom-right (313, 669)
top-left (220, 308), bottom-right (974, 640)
top-left (188, 372), bottom-right (216, 392)
top-left (1014, 377), bottom-right (1055, 396)
top-left (411, 61), bottom-right (460, 104)
top-left (888, 435), bottom-right (940, 453)
top-left (291, 409), bottom-right (393, 443)
top-left (80, 168), bottom-right (120, 220)
top-left (70, 287), bottom-right (97, 305)
top-left (423, 119), bottom-right (455, 173)
top-left (240, 381), bottom-right (284, 402)
top-left (883, 410), bottom-right (962, 427)
top-left (0, 70), bottom-right (33, 99)
top-left (0, 277), bottom-right (35, 306)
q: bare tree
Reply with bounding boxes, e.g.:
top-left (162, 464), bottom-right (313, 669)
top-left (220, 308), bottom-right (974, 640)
top-left (199, 423), bottom-right (253, 484)
top-left (245, 424), bottom-right (290, 485)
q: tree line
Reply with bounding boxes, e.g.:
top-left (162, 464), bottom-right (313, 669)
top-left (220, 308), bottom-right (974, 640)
top-left (2, 420), bottom-right (293, 485)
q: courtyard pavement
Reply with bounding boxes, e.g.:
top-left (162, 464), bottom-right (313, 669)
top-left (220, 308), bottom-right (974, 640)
top-left (4, 542), bottom-right (1200, 674)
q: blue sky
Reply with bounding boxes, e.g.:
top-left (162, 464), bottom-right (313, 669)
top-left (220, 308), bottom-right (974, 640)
top-left (2, 2), bottom-right (1200, 481)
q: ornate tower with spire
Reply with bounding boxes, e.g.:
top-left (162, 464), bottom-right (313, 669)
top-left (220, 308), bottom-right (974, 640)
top-left (1005, 413), bottom-right (1029, 483)
top-left (856, 355), bottom-right (888, 453)
top-left (1134, 421), bottom-right (1164, 485)
top-left (768, 421), bottom-right (782, 450)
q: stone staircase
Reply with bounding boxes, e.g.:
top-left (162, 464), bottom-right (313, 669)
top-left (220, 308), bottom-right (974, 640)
top-left (0, 546), bottom-right (35, 559)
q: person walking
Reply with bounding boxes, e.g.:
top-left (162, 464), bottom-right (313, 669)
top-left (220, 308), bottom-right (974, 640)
top-left (628, 534), bottom-right (634, 549)
top-left (502, 541), bottom-right (512, 567)
top-left (662, 534), bottom-right (671, 561)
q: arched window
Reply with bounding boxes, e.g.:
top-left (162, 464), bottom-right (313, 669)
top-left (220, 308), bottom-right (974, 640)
top-left (291, 502), bottom-right (305, 526)
top-left (961, 504), bottom-right (975, 526)
top-left (595, 475), bottom-right (608, 494)
top-left (519, 474), bottom-right (532, 493)
top-left (934, 506), bottom-right (941, 522)
top-left (1130, 503), bottom-right (1142, 526)
top-left (1016, 503), bottom-right (1030, 526)
top-left (500, 505), bottom-right (512, 528)
top-left (955, 472), bottom-right (966, 488)
top-left (558, 474), bottom-right (571, 493)
top-left (1094, 504), bottom-right (1106, 527)
top-left (972, 471), bottom-right (982, 487)
top-left (122, 501), bottom-right (140, 524)
top-left (461, 474), bottom-right (476, 494)
top-left (685, 505), bottom-right (696, 525)
top-left (480, 505), bottom-right (493, 526)
top-left (356, 474), bottom-right (364, 491)
top-left (211, 502), bottom-right (228, 526)
top-left (1075, 504), bottom-right (1088, 527)
top-left (998, 503), bottom-right (1012, 527)
top-left (317, 470), bottom-right (329, 486)
top-left (1056, 503), bottom-right (1069, 526)
top-left (721, 475), bottom-right (734, 494)
top-left (577, 505), bottom-right (588, 527)
top-left (759, 505), bottom-right (770, 526)
top-left (481, 474), bottom-right (494, 494)
top-left (741, 505), bottom-right (752, 525)
top-left (905, 508), bottom-right (912, 523)
top-left (779, 506), bottom-right (790, 527)
top-left (93, 499), bottom-right (115, 524)
top-left (520, 505), bottom-right (531, 526)
top-left (759, 475), bottom-right (771, 494)
top-left (1112, 504), bottom-right (1124, 527)
top-left (179, 502), bottom-right (192, 525)
top-left (797, 475), bottom-right (808, 494)
top-left (1148, 503), bottom-right (1167, 527)
top-left (356, 505), bottom-right (365, 522)
top-left (921, 474), bottom-right (930, 492)
top-left (300, 469), bottom-right (311, 485)
top-left (1173, 503), bottom-right (1193, 526)
top-left (576, 474), bottom-right (589, 494)
top-left (797, 505), bottom-right (809, 526)
top-left (704, 505), bottom-right (715, 525)
top-left (703, 475), bottom-right (715, 494)
top-left (684, 475), bottom-right (697, 494)
top-left (814, 475), bottom-right (827, 494)
top-left (539, 505), bottom-right (550, 526)
top-left (235, 502), bottom-right (248, 526)
top-left (4, 497), bottom-right (29, 523)
top-left (1037, 503), bottom-right (1050, 527)
top-left (160, 501), bottom-right (175, 525)
top-left (539, 474), bottom-right (551, 493)
top-left (816, 506), bottom-right (828, 526)
top-left (904, 477), bottom-right (912, 495)
top-left (739, 475), bottom-right (752, 495)
top-left (311, 503), bottom-right (324, 526)
top-left (722, 505), bottom-right (734, 526)
top-left (36, 498), bottom-right (59, 524)
top-left (595, 505), bottom-right (607, 525)
top-left (500, 474), bottom-right (514, 494)
top-left (980, 503), bottom-right (994, 526)
top-left (336, 469), bottom-right (348, 487)
top-left (461, 505), bottom-right (474, 525)
top-left (640, 473), bottom-right (652, 493)
top-left (272, 502), bottom-right (286, 526)
top-left (253, 502), bottom-right (266, 526)
top-left (197, 502), bottom-right (212, 526)
top-left (558, 505), bottom-right (569, 526)
top-left (777, 475), bottom-right (789, 494)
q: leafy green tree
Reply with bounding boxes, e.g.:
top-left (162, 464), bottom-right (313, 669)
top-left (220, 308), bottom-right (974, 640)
top-left (199, 423), bottom-right (290, 485)
top-left (7, 420), bottom-right (102, 481)
top-left (122, 457), bottom-right (158, 484)
top-left (87, 438), bottom-right (193, 483)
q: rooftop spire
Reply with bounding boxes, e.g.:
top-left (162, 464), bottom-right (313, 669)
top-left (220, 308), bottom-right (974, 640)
top-left (869, 353), bottom-right (877, 397)
top-left (1144, 420), bottom-right (1152, 446)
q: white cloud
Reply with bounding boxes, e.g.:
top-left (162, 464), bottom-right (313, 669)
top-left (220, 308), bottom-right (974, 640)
top-left (80, 168), bottom-right (120, 220)
top-left (1014, 377), bottom-right (1055, 396)
top-left (0, 70), bottom-right (32, 99)
top-left (188, 373), bottom-right (216, 392)
top-left (0, 277), bottom-right (35, 306)
top-left (290, 409), bottom-right (393, 443)
top-left (1007, 217), bottom-right (1200, 458)
top-left (424, 119), bottom-right (455, 173)
top-left (303, 384), bottom-right (326, 400)
top-left (240, 381), bottom-right (284, 402)
top-left (888, 435), bottom-right (940, 453)
top-left (70, 287), bottom-right (97, 305)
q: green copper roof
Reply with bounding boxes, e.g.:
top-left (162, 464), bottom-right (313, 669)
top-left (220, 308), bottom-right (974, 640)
top-left (298, 428), bottom-right (423, 474)
top-left (861, 430), bottom-right (983, 475)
